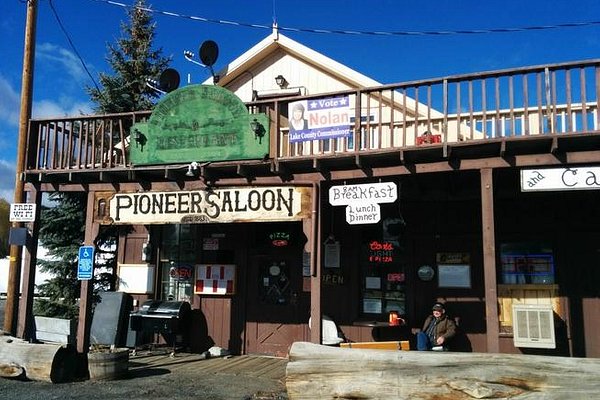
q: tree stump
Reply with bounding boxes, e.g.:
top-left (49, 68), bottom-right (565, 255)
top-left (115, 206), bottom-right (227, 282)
top-left (0, 334), bottom-right (77, 382)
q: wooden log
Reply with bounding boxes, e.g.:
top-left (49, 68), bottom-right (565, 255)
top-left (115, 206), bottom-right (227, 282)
top-left (286, 342), bottom-right (600, 400)
top-left (0, 334), bottom-right (77, 383)
top-left (0, 363), bottom-right (24, 378)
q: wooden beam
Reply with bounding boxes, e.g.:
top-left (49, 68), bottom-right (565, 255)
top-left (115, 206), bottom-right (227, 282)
top-left (17, 186), bottom-right (42, 340)
top-left (310, 183), bottom-right (322, 344)
top-left (76, 191), bottom-right (100, 354)
top-left (313, 159), bottom-right (331, 180)
top-left (31, 149), bottom-right (600, 194)
top-left (480, 168), bottom-right (499, 353)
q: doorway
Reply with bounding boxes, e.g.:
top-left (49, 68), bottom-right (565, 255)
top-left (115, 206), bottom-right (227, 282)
top-left (244, 254), bottom-right (305, 356)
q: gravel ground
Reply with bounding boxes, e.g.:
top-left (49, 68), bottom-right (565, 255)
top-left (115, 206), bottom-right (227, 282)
top-left (0, 363), bottom-right (288, 400)
top-left (0, 299), bottom-right (288, 399)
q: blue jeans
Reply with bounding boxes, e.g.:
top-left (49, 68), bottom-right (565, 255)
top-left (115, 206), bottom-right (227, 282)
top-left (416, 332), bottom-right (433, 351)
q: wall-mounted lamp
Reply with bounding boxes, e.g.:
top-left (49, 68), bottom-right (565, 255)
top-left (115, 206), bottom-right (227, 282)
top-left (141, 234), bottom-right (152, 262)
top-left (186, 161), bottom-right (199, 177)
top-left (133, 129), bottom-right (146, 148)
top-left (250, 118), bottom-right (266, 144)
top-left (275, 74), bottom-right (288, 89)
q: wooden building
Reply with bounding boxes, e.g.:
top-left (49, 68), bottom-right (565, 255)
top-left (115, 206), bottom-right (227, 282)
top-left (17, 28), bottom-right (600, 358)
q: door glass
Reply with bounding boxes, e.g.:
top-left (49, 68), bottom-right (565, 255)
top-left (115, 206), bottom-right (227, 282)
top-left (258, 260), bottom-right (291, 305)
top-left (159, 224), bottom-right (195, 301)
top-left (361, 239), bottom-right (406, 317)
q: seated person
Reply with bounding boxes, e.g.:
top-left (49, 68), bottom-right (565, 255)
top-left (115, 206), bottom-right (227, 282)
top-left (415, 302), bottom-right (456, 351)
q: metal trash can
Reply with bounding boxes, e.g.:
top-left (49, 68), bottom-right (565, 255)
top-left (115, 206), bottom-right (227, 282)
top-left (129, 300), bottom-right (191, 356)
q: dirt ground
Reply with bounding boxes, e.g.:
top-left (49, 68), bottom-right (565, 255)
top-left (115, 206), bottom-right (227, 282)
top-left (0, 361), bottom-right (288, 400)
top-left (0, 299), bottom-right (287, 399)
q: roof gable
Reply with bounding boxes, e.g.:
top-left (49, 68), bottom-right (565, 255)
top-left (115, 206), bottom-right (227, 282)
top-left (204, 27), bottom-right (381, 90)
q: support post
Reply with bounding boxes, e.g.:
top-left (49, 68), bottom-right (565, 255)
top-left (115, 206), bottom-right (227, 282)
top-left (17, 185), bottom-right (42, 339)
top-left (76, 191), bottom-right (99, 353)
top-left (480, 168), bottom-right (499, 352)
top-left (309, 183), bottom-right (322, 344)
top-left (4, 0), bottom-right (38, 335)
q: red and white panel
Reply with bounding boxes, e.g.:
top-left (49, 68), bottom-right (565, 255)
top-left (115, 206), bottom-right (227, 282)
top-left (195, 264), bottom-right (236, 295)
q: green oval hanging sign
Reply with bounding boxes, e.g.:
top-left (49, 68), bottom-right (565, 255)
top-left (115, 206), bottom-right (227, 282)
top-left (130, 85), bottom-right (269, 165)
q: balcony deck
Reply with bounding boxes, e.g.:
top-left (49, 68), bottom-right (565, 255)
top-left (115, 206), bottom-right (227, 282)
top-left (24, 59), bottom-right (600, 187)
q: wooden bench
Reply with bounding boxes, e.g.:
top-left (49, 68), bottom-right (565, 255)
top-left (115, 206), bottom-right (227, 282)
top-left (340, 340), bottom-right (410, 351)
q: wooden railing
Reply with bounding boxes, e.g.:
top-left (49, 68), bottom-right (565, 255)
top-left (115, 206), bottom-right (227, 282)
top-left (26, 59), bottom-right (600, 174)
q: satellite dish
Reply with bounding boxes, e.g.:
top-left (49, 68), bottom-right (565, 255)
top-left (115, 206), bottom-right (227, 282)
top-left (199, 40), bottom-right (219, 67)
top-left (159, 68), bottom-right (180, 93)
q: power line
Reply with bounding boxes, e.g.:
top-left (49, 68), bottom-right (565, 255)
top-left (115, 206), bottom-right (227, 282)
top-left (48, 0), bottom-right (101, 92)
top-left (91, 0), bottom-right (600, 37)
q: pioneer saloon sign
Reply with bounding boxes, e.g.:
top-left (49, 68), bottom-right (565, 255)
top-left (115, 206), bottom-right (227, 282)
top-left (106, 186), bottom-right (310, 225)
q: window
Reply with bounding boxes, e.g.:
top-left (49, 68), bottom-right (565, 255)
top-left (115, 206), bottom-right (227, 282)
top-left (159, 224), bottom-right (195, 301)
top-left (360, 239), bottom-right (406, 316)
top-left (500, 242), bottom-right (555, 284)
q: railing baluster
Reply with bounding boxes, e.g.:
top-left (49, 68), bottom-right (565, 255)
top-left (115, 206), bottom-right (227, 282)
top-left (523, 73), bottom-right (530, 135)
top-left (481, 80), bottom-right (487, 138)
top-left (389, 89), bottom-right (395, 148)
top-left (108, 118), bottom-right (114, 168)
top-left (468, 80), bottom-right (474, 140)
top-left (354, 89), bottom-right (361, 153)
top-left (495, 77), bottom-right (501, 138)
top-left (596, 66), bottom-right (600, 130)
top-left (414, 86), bottom-right (420, 143)
top-left (580, 67), bottom-right (587, 132)
top-left (402, 88), bottom-right (407, 146)
top-left (537, 72), bottom-right (544, 135)
top-left (551, 70), bottom-right (558, 134)
top-left (377, 90), bottom-right (383, 149)
top-left (456, 82), bottom-right (461, 141)
top-left (442, 79), bottom-right (448, 142)
top-left (565, 68), bottom-right (572, 132)
top-left (508, 75), bottom-right (515, 136)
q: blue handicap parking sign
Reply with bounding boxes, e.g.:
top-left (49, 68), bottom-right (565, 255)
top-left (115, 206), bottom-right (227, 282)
top-left (77, 245), bottom-right (95, 280)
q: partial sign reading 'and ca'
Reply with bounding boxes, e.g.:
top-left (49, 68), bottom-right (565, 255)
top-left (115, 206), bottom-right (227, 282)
top-left (9, 203), bottom-right (37, 222)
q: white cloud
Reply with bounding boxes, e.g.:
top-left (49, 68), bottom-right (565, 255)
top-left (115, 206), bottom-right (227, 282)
top-left (0, 76), bottom-right (20, 127)
top-left (37, 42), bottom-right (88, 83)
top-left (33, 99), bottom-right (92, 119)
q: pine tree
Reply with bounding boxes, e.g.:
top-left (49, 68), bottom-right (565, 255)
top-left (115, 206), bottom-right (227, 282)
top-left (35, 0), bottom-right (169, 318)
top-left (34, 192), bottom-right (86, 319)
top-left (87, 0), bottom-right (170, 113)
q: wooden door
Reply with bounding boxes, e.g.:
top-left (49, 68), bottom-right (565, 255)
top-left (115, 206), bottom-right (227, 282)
top-left (244, 254), bottom-right (305, 356)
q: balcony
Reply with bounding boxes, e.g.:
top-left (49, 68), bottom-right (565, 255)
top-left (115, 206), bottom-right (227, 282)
top-left (24, 59), bottom-right (600, 186)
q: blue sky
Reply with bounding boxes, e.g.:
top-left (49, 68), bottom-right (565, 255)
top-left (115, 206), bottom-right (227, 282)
top-left (1, 0), bottom-right (599, 201)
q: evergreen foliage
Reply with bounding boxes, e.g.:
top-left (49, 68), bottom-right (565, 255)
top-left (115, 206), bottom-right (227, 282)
top-left (35, 1), bottom-right (168, 318)
top-left (86, 0), bottom-right (170, 113)
top-left (34, 192), bottom-right (86, 319)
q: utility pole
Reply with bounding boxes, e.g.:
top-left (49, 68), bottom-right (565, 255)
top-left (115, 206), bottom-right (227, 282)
top-left (4, 0), bottom-right (38, 335)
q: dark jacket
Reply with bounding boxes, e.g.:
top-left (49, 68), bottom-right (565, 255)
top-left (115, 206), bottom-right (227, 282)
top-left (421, 314), bottom-right (457, 341)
